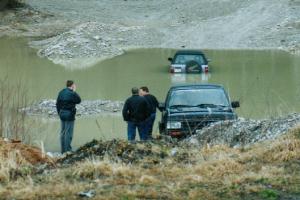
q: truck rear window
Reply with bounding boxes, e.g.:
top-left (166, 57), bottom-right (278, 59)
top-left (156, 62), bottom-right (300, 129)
top-left (174, 54), bottom-right (206, 65)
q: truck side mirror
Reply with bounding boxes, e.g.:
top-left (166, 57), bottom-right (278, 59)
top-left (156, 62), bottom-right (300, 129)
top-left (207, 58), bottom-right (211, 62)
top-left (159, 102), bottom-right (166, 110)
top-left (231, 101), bottom-right (240, 108)
top-left (168, 57), bottom-right (173, 62)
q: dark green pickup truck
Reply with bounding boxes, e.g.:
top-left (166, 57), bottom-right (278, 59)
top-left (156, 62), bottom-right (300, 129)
top-left (159, 84), bottom-right (240, 138)
top-left (0, 0), bottom-right (9, 10)
top-left (0, 0), bottom-right (19, 10)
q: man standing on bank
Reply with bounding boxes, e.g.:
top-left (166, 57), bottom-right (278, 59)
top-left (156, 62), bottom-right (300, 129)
top-left (122, 87), bottom-right (150, 141)
top-left (139, 86), bottom-right (162, 139)
top-left (56, 80), bottom-right (81, 154)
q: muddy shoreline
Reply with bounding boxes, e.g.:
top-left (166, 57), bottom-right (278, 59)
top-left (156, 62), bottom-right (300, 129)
top-left (22, 99), bottom-right (124, 117)
top-left (23, 99), bottom-right (300, 150)
top-left (1, 0), bottom-right (300, 68)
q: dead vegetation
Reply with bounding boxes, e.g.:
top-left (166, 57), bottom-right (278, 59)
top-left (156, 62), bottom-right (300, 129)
top-left (0, 127), bottom-right (299, 199)
top-left (0, 77), bottom-right (29, 141)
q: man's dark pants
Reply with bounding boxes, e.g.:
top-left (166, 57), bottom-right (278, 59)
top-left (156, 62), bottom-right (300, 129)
top-left (146, 113), bottom-right (156, 139)
top-left (60, 120), bottom-right (74, 153)
top-left (127, 121), bottom-right (148, 141)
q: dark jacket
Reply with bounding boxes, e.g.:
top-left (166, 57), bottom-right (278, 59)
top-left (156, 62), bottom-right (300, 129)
top-left (56, 88), bottom-right (81, 121)
top-left (144, 94), bottom-right (161, 113)
top-left (122, 95), bottom-right (150, 122)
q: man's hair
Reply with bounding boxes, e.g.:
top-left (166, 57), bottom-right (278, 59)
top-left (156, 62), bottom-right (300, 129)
top-left (131, 87), bottom-right (139, 95)
top-left (140, 86), bottom-right (149, 93)
top-left (66, 80), bottom-right (74, 87)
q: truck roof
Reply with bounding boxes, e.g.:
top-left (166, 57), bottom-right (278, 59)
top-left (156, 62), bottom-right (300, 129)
top-left (174, 49), bottom-right (205, 55)
top-left (170, 84), bottom-right (224, 91)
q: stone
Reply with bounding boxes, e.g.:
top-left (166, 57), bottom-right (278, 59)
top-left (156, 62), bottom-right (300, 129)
top-left (23, 99), bottom-right (124, 118)
top-left (93, 35), bottom-right (101, 40)
top-left (78, 190), bottom-right (95, 198)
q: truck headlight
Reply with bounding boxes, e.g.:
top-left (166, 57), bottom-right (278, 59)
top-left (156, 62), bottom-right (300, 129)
top-left (167, 121), bottom-right (182, 129)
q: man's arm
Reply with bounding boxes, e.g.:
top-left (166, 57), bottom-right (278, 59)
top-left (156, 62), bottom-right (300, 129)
top-left (153, 95), bottom-right (163, 112)
top-left (73, 92), bottom-right (81, 104)
top-left (122, 100), bottom-right (129, 121)
top-left (56, 93), bottom-right (62, 114)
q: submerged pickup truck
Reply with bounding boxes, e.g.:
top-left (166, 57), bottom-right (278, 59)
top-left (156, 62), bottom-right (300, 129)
top-left (0, 0), bottom-right (17, 10)
top-left (0, 0), bottom-right (9, 10)
top-left (159, 84), bottom-right (240, 138)
top-left (168, 50), bottom-right (210, 73)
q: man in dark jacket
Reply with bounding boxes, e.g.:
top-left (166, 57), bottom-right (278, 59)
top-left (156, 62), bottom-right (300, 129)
top-left (56, 80), bottom-right (81, 153)
top-left (122, 87), bottom-right (150, 141)
top-left (139, 86), bottom-right (162, 139)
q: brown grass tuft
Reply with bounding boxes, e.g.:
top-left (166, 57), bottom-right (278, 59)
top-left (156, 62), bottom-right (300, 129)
top-left (73, 160), bottom-right (113, 179)
top-left (139, 174), bottom-right (159, 185)
top-left (194, 158), bottom-right (244, 179)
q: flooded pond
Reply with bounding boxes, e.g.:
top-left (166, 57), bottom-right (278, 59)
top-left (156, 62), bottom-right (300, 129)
top-left (1, 37), bottom-right (300, 151)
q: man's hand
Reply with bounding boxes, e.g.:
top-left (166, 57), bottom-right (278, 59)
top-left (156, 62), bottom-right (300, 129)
top-left (72, 84), bottom-right (77, 92)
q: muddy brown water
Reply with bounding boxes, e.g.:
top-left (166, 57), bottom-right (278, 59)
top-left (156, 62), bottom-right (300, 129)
top-left (1, 37), bottom-right (300, 151)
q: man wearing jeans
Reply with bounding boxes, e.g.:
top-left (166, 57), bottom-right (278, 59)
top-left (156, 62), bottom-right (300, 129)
top-left (56, 80), bottom-right (81, 154)
top-left (122, 87), bottom-right (150, 141)
top-left (139, 86), bottom-right (162, 139)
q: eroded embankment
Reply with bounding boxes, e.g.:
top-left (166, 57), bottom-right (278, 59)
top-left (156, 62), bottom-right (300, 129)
top-left (1, 126), bottom-right (300, 199)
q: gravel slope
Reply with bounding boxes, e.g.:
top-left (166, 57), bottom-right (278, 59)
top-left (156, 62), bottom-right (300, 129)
top-left (1, 0), bottom-right (300, 68)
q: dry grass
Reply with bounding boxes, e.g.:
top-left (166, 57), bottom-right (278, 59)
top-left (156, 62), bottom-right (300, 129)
top-left (0, 128), bottom-right (300, 199)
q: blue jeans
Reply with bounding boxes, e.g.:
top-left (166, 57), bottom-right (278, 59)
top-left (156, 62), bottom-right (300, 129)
top-left (127, 121), bottom-right (148, 141)
top-left (146, 113), bottom-right (156, 139)
top-left (60, 120), bottom-right (74, 153)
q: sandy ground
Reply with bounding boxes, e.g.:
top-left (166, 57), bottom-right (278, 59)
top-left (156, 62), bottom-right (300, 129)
top-left (1, 0), bottom-right (300, 68)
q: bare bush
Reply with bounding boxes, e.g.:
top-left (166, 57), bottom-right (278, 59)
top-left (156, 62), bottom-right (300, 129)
top-left (0, 77), bottom-right (29, 141)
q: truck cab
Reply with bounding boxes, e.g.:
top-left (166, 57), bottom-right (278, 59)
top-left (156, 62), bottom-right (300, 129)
top-left (159, 84), bottom-right (239, 138)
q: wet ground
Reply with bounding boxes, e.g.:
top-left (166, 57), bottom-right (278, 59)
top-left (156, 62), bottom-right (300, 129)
top-left (1, 37), bottom-right (300, 151)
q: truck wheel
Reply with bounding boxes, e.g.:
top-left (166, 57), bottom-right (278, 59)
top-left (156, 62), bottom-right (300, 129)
top-left (0, 0), bottom-right (9, 10)
top-left (186, 60), bottom-right (201, 73)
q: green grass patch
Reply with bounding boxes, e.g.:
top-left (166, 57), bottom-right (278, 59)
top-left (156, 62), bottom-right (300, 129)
top-left (258, 189), bottom-right (279, 200)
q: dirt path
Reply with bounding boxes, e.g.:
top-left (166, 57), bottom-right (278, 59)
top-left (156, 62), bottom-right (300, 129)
top-left (1, 0), bottom-right (300, 68)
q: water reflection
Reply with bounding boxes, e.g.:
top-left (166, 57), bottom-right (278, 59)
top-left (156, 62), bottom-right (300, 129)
top-left (170, 73), bottom-right (211, 84)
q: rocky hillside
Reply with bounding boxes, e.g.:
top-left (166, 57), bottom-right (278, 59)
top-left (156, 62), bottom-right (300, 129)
top-left (1, 0), bottom-right (300, 68)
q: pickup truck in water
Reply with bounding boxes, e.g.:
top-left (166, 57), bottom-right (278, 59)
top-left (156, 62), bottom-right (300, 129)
top-left (0, 0), bottom-right (19, 10)
top-left (159, 84), bottom-right (240, 138)
top-left (168, 50), bottom-right (210, 73)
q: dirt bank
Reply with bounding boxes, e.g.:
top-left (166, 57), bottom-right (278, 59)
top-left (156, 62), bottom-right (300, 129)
top-left (1, 0), bottom-right (300, 68)
top-left (1, 128), bottom-right (300, 199)
top-left (0, 138), bottom-right (53, 165)
top-left (57, 113), bottom-right (300, 165)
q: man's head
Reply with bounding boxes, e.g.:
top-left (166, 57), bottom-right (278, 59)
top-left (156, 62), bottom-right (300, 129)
top-left (66, 80), bottom-right (76, 91)
top-left (139, 86), bottom-right (149, 96)
top-left (131, 87), bottom-right (139, 95)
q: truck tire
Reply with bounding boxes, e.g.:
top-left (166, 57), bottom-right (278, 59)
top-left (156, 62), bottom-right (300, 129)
top-left (186, 60), bottom-right (201, 73)
top-left (0, 0), bottom-right (9, 10)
